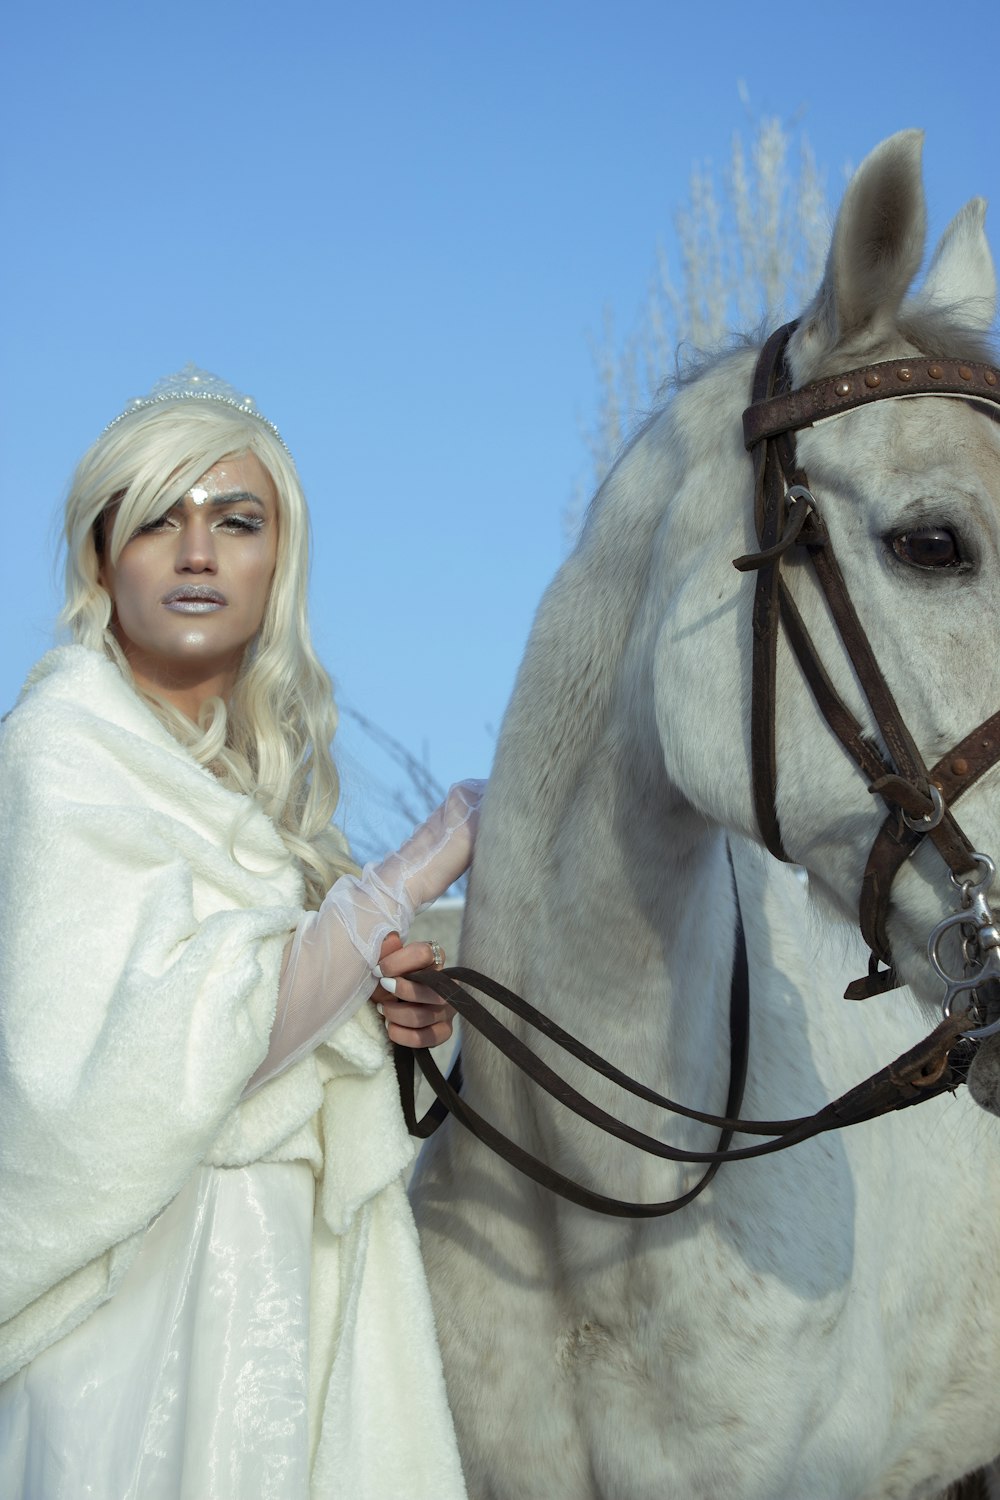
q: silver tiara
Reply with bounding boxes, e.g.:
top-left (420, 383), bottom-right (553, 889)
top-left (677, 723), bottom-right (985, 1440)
top-left (102, 363), bottom-right (290, 453)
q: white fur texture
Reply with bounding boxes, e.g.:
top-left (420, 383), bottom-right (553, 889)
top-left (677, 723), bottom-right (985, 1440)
top-left (412, 133), bottom-right (1000, 1500)
top-left (0, 646), bottom-right (467, 1498)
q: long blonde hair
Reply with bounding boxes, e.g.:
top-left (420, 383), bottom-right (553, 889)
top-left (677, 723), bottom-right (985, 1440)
top-left (62, 399), bottom-right (355, 906)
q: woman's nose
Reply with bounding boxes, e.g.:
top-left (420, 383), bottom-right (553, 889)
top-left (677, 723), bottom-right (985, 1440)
top-left (175, 517), bottom-right (217, 572)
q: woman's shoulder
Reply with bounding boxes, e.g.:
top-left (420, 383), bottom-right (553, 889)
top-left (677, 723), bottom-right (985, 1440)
top-left (9, 645), bottom-right (138, 723)
top-left (4, 647), bottom-right (177, 760)
top-left (0, 646), bottom-right (194, 817)
top-left (1, 648), bottom-right (301, 879)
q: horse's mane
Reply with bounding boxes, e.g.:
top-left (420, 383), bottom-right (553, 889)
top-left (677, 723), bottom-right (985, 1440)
top-left (604, 331), bottom-right (764, 479)
top-left (796, 300), bottom-right (998, 383)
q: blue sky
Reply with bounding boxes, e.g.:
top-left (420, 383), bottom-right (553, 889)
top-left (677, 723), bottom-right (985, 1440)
top-left (2, 0), bottom-right (998, 854)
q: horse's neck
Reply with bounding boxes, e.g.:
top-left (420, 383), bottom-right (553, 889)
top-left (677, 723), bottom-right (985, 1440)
top-left (460, 732), bottom-right (896, 1197)
top-left (462, 752), bottom-right (746, 1171)
top-left (549, 787), bottom-right (736, 1079)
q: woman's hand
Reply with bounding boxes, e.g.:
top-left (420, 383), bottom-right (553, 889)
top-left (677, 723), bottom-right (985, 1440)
top-left (370, 932), bottom-right (455, 1049)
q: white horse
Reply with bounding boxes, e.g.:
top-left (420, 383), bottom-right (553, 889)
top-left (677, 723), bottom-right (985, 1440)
top-left (412, 132), bottom-right (1000, 1500)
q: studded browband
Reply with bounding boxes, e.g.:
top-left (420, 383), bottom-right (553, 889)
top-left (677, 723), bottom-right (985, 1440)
top-left (743, 352), bottom-right (1000, 448)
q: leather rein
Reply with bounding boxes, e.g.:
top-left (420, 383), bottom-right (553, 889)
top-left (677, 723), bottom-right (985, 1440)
top-left (396, 324), bottom-right (1000, 1216)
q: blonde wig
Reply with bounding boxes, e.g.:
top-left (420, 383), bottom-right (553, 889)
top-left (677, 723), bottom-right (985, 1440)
top-left (62, 398), bottom-right (355, 906)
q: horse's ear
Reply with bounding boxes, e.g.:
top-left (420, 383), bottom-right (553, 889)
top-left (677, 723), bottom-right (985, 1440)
top-left (904, 198), bottom-right (996, 332)
top-left (789, 130), bottom-right (926, 377)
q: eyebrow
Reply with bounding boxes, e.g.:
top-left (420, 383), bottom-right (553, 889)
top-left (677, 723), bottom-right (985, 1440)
top-left (175, 489), bottom-right (267, 510)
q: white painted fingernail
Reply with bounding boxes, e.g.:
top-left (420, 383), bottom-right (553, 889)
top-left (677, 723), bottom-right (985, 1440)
top-left (376, 1002), bottom-right (385, 1016)
top-left (379, 976), bottom-right (398, 994)
top-left (372, 964), bottom-right (384, 979)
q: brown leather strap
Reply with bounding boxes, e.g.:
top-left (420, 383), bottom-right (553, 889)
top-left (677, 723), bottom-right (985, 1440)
top-left (394, 1045), bottom-right (463, 1139)
top-left (745, 325), bottom-right (798, 862)
top-left (394, 962), bottom-right (976, 1217)
top-left (804, 518), bottom-right (932, 793)
top-left (799, 515), bottom-right (980, 891)
top-left (743, 354), bottom-right (1000, 448)
top-left (741, 329), bottom-right (1000, 998)
top-left (777, 578), bottom-right (892, 789)
top-left (859, 710), bottom-right (1000, 962)
top-left (396, 869), bottom-right (752, 1216)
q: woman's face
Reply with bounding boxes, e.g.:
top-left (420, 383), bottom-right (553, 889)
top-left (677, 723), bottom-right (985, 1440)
top-left (99, 452), bottom-right (279, 715)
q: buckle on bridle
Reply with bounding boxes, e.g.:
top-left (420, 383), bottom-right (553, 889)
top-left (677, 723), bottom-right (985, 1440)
top-left (901, 784), bottom-right (945, 832)
top-left (733, 486), bottom-right (816, 572)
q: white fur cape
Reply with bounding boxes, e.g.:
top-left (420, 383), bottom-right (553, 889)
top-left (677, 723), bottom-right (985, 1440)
top-left (0, 647), bottom-right (466, 1498)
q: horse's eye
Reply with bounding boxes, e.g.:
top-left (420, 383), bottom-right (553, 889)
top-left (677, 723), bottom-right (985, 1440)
top-left (891, 528), bottom-right (961, 569)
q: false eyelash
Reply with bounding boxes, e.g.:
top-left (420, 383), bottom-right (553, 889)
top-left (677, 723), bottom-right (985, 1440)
top-left (220, 514), bottom-right (266, 532)
top-left (131, 514), bottom-right (174, 538)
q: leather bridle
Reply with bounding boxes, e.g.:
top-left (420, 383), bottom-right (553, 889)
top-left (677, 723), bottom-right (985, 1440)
top-left (396, 324), bottom-right (1000, 1216)
top-left (737, 322), bottom-right (1000, 1005)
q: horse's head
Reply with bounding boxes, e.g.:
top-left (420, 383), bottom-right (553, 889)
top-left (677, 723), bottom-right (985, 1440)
top-left (651, 132), bottom-right (1000, 1109)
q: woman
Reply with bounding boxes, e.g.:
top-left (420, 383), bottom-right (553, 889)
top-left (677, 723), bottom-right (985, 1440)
top-left (0, 366), bottom-right (479, 1498)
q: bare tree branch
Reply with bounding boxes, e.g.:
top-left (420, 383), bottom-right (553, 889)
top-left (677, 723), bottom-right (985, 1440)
top-left (340, 706), bottom-right (469, 896)
top-left (571, 111), bottom-right (832, 540)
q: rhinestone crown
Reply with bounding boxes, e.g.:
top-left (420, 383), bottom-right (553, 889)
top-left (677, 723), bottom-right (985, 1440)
top-left (102, 363), bottom-right (289, 452)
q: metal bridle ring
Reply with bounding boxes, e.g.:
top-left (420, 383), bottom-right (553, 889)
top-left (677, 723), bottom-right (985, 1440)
top-left (902, 784), bottom-right (945, 832)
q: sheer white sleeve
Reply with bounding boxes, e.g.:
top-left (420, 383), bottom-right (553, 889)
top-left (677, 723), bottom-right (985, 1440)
top-left (243, 780), bottom-right (484, 1095)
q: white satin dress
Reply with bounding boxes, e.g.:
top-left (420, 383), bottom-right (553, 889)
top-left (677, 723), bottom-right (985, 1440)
top-left (0, 1162), bottom-right (315, 1500)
